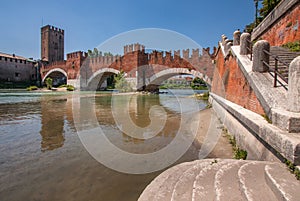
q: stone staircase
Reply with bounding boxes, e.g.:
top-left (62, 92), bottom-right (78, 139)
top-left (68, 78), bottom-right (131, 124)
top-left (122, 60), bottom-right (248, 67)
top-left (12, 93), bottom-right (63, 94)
top-left (138, 159), bottom-right (300, 201)
top-left (269, 46), bottom-right (300, 82)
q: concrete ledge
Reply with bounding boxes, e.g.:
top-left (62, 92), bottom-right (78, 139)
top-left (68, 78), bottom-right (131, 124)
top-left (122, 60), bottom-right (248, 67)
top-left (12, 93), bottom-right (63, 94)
top-left (210, 93), bottom-right (300, 165)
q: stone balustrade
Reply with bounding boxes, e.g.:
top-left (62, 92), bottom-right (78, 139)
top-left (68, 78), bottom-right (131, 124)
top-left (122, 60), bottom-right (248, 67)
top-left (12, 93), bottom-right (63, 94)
top-left (240, 33), bottom-right (251, 55)
top-left (288, 56), bottom-right (300, 113)
top-left (252, 40), bottom-right (270, 73)
top-left (233, 29), bottom-right (241, 46)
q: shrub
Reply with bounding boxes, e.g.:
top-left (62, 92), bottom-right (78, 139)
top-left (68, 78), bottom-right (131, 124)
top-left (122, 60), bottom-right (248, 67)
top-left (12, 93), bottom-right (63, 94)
top-left (234, 149), bottom-right (248, 160)
top-left (66, 85), bottom-right (75, 91)
top-left (26, 86), bottom-right (38, 91)
top-left (282, 41), bottom-right (300, 52)
top-left (45, 77), bottom-right (53, 90)
top-left (58, 84), bottom-right (68, 88)
top-left (261, 114), bottom-right (272, 124)
top-left (285, 159), bottom-right (300, 180)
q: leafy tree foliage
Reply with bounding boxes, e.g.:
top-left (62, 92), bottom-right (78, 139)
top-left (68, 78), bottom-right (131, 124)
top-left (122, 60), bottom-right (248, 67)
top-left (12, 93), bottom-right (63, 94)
top-left (87, 48), bottom-right (115, 58)
top-left (45, 77), bottom-right (53, 90)
top-left (104, 52), bottom-right (113, 56)
top-left (260, 0), bottom-right (281, 18)
top-left (114, 71), bottom-right (133, 92)
top-left (244, 0), bottom-right (281, 33)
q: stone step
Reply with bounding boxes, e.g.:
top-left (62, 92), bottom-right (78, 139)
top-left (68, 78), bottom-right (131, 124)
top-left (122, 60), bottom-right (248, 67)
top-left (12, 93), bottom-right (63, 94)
top-left (268, 46), bottom-right (299, 81)
top-left (192, 160), bottom-right (229, 201)
top-left (169, 160), bottom-right (215, 201)
top-left (238, 161), bottom-right (278, 201)
top-left (138, 159), bottom-right (300, 201)
top-left (214, 160), bottom-right (247, 201)
top-left (265, 163), bottom-right (300, 201)
top-left (138, 160), bottom-right (204, 201)
top-left (171, 161), bottom-right (209, 200)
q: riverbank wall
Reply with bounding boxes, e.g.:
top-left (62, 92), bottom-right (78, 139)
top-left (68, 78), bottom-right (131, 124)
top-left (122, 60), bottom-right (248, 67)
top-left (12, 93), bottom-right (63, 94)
top-left (209, 33), bottom-right (300, 166)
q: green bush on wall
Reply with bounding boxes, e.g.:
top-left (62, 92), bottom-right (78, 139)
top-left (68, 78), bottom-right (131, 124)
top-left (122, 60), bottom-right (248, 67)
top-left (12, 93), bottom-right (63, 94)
top-left (26, 86), bottom-right (38, 91)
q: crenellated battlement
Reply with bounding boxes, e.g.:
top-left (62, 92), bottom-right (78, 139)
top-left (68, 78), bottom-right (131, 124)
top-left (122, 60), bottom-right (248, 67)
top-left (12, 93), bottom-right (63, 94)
top-left (67, 51), bottom-right (87, 59)
top-left (124, 43), bottom-right (145, 54)
top-left (42, 60), bottom-right (67, 70)
top-left (88, 54), bottom-right (122, 66)
top-left (41, 25), bottom-right (64, 34)
top-left (146, 48), bottom-right (203, 63)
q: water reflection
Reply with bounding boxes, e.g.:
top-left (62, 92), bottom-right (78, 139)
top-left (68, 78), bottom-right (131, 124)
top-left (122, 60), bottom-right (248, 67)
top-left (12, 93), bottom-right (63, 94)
top-left (40, 97), bottom-right (67, 151)
top-left (0, 90), bottom-right (227, 201)
top-left (92, 94), bottom-right (182, 153)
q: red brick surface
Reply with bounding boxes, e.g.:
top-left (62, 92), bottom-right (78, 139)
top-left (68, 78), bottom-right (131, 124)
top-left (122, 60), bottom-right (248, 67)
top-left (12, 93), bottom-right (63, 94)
top-left (211, 49), bottom-right (265, 115)
top-left (41, 47), bottom-right (215, 84)
top-left (260, 5), bottom-right (300, 46)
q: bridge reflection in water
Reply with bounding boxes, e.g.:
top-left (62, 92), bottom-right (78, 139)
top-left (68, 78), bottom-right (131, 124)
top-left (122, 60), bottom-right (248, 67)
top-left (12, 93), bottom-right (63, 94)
top-left (40, 97), bottom-right (67, 151)
top-left (81, 93), bottom-right (183, 152)
top-left (0, 90), bottom-right (218, 201)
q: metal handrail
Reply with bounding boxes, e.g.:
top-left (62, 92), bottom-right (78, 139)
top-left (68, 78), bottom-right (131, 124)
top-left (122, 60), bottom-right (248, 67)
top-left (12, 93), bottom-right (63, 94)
top-left (263, 49), bottom-right (289, 89)
top-left (246, 38), bottom-right (253, 61)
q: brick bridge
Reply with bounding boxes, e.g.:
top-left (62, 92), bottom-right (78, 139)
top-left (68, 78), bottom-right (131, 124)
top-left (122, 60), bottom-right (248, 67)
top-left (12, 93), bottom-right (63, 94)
top-left (41, 43), bottom-right (215, 91)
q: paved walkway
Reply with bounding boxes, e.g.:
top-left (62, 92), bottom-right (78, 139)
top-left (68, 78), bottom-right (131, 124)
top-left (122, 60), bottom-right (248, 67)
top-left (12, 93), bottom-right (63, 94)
top-left (138, 159), bottom-right (300, 201)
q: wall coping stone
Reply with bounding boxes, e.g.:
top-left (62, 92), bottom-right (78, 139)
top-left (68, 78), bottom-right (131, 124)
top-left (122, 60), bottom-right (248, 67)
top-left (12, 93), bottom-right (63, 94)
top-left (210, 93), bottom-right (300, 165)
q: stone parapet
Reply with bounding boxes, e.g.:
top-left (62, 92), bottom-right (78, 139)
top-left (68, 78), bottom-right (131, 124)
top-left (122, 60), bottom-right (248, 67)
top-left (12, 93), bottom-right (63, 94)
top-left (288, 56), bottom-right (300, 113)
top-left (210, 93), bottom-right (300, 165)
top-left (252, 40), bottom-right (270, 72)
top-left (230, 45), bottom-right (300, 133)
top-left (240, 33), bottom-right (251, 55)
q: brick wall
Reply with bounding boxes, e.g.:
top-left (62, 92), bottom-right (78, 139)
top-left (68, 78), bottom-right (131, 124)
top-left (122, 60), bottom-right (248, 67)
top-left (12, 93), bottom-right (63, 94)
top-left (261, 4), bottom-right (299, 46)
top-left (252, 0), bottom-right (299, 46)
top-left (41, 46), bottom-right (215, 89)
top-left (211, 49), bottom-right (265, 115)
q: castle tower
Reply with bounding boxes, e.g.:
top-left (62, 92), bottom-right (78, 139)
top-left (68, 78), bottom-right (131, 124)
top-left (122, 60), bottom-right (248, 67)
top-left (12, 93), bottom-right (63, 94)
top-left (41, 25), bottom-right (64, 62)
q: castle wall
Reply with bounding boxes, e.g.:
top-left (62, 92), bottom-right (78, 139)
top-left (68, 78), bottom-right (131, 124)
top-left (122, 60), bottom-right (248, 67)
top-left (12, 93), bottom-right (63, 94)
top-left (40, 40), bottom-right (215, 91)
top-left (0, 53), bottom-right (36, 85)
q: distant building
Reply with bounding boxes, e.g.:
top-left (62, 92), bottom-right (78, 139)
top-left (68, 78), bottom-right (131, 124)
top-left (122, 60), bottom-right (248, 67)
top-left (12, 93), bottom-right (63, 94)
top-left (0, 52), bottom-right (37, 87)
top-left (163, 75), bottom-right (194, 86)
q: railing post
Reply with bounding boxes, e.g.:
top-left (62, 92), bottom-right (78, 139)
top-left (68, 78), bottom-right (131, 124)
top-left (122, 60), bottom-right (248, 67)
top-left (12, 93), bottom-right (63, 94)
top-left (240, 33), bottom-right (251, 55)
top-left (252, 40), bottom-right (270, 72)
top-left (221, 35), bottom-right (227, 46)
top-left (274, 59), bottom-right (278, 87)
top-left (233, 29), bottom-right (241, 46)
top-left (288, 56), bottom-right (300, 112)
top-left (224, 40), bottom-right (233, 57)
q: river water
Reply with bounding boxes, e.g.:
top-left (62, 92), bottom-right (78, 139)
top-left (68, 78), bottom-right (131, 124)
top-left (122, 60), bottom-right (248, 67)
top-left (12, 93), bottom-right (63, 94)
top-left (0, 89), bottom-right (231, 201)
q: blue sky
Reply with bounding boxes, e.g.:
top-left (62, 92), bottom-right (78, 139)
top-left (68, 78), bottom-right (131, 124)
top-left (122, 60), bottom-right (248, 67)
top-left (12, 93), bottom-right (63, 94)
top-left (0, 0), bottom-right (256, 59)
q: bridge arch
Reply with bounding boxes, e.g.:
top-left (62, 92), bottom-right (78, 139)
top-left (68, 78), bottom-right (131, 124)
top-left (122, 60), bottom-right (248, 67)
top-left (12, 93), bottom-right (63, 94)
top-left (42, 68), bottom-right (68, 86)
top-left (147, 68), bottom-right (212, 87)
top-left (86, 68), bottom-right (120, 90)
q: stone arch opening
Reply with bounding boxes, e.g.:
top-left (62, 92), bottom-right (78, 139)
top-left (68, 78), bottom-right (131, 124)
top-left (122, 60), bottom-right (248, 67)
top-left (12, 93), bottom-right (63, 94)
top-left (141, 68), bottom-right (211, 92)
top-left (42, 68), bottom-right (68, 87)
top-left (85, 68), bottom-right (120, 91)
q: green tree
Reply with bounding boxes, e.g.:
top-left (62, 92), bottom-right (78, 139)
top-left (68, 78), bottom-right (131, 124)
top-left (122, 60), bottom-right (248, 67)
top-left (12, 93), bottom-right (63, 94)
top-left (260, 0), bottom-right (281, 18)
top-left (244, 0), bottom-right (281, 32)
top-left (104, 52), bottom-right (113, 56)
top-left (93, 48), bottom-right (99, 57)
top-left (87, 49), bottom-right (93, 57)
top-left (114, 71), bottom-right (133, 92)
top-left (191, 77), bottom-right (208, 90)
top-left (45, 77), bottom-right (53, 90)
